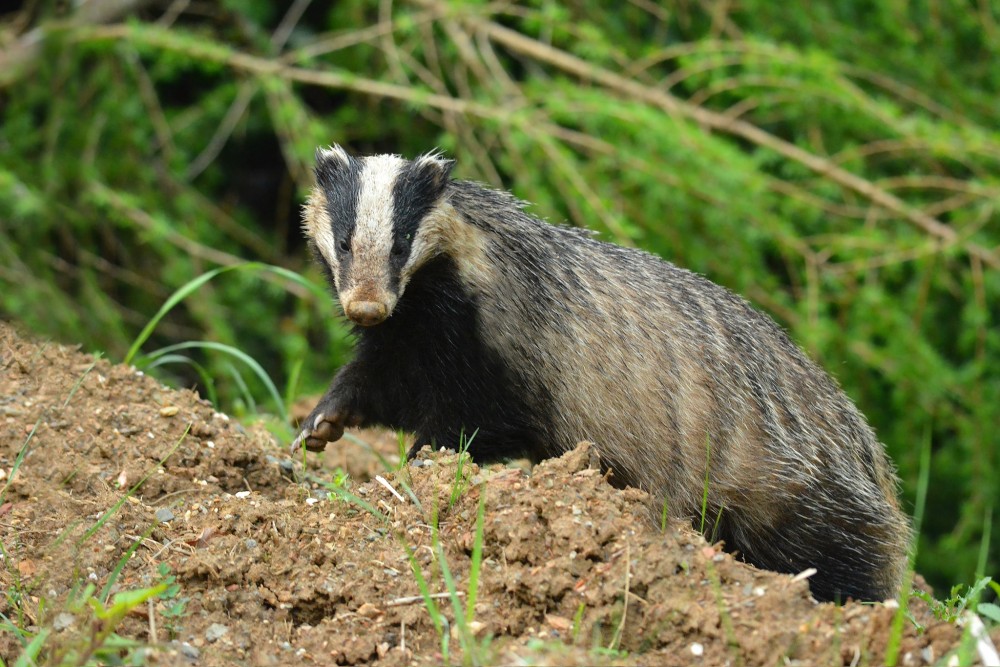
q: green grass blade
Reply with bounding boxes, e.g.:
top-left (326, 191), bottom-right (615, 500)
top-left (143, 341), bottom-right (286, 423)
top-left (100, 525), bottom-right (158, 603)
top-left (124, 261), bottom-right (331, 366)
top-left (284, 356), bottom-right (305, 417)
top-left (431, 507), bottom-right (473, 665)
top-left (224, 360), bottom-right (257, 415)
top-left (886, 427), bottom-right (933, 666)
top-left (125, 263), bottom-right (243, 365)
top-left (465, 492), bottom-right (486, 625)
top-left (12, 628), bottom-right (50, 667)
top-left (79, 426), bottom-right (188, 545)
top-left (1, 360), bottom-right (98, 504)
top-left (146, 354), bottom-right (219, 405)
top-left (974, 504), bottom-right (993, 585)
top-left (324, 484), bottom-right (389, 523)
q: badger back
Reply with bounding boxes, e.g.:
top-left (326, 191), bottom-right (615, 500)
top-left (442, 179), bottom-right (911, 602)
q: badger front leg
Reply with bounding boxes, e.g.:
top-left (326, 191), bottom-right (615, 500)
top-left (291, 363), bottom-right (369, 452)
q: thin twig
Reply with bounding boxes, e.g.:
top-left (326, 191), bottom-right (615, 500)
top-left (460, 13), bottom-right (1000, 269)
top-left (387, 591), bottom-right (464, 607)
top-left (184, 81), bottom-right (257, 180)
top-left (375, 475), bottom-right (406, 503)
top-left (89, 182), bottom-right (313, 299)
top-left (271, 0), bottom-right (312, 52)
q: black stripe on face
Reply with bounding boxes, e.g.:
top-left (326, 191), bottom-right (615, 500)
top-left (315, 150), bottom-right (362, 261)
top-left (390, 157), bottom-right (454, 265)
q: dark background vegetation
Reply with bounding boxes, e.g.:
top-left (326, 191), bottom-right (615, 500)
top-left (1, 0), bottom-right (997, 595)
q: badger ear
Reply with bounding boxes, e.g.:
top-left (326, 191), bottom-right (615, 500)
top-left (314, 144), bottom-right (354, 186)
top-left (316, 144), bottom-right (350, 166)
top-left (414, 150), bottom-right (456, 189)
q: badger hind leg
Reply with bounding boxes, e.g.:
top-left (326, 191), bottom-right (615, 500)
top-left (715, 507), bottom-right (907, 602)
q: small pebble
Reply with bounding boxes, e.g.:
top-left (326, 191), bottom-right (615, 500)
top-left (159, 406), bottom-right (179, 417)
top-left (235, 491), bottom-right (251, 499)
top-left (245, 539), bottom-right (258, 549)
top-left (205, 623), bottom-right (229, 642)
top-left (155, 508), bottom-right (175, 523)
top-left (172, 641), bottom-right (199, 660)
top-left (690, 642), bottom-right (704, 656)
top-left (53, 612), bottom-right (75, 631)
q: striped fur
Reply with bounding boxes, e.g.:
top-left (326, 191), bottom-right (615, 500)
top-left (297, 146), bottom-right (911, 603)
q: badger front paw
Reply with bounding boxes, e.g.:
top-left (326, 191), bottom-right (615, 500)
top-left (291, 407), bottom-right (364, 452)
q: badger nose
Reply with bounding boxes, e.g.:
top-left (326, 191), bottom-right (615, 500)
top-left (345, 300), bottom-right (388, 326)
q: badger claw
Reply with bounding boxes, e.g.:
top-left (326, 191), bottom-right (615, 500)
top-left (290, 408), bottom-right (361, 453)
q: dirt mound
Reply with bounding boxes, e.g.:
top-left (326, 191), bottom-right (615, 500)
top-left (0, 321), bottom-right (994, 665)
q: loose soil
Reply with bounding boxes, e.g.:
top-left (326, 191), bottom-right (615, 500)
top-left (1, 321), bottom-right (996, 666)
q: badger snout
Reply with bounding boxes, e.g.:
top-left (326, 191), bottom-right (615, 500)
top-left (345, 300), bottom-right (389, 326)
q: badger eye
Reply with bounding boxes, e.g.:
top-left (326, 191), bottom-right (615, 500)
top-left (338, 239), bottom-right (350, 253)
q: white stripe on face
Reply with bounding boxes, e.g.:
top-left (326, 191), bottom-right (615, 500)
top-left (353, 155), bottom-right (405, 260)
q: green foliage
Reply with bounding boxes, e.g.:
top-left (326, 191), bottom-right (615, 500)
top-left (912, 577), bottom-right (999, 625)
top-left (1, 0), bottom-right (997, 594)
top-left (450, 429), bottom-right (478, 507)
top-left (155, 564), bottom-right (189, 640)
top-left (3, 541), bottom-right (184, 667)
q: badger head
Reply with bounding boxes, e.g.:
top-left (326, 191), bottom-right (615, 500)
top-left (303, 146), bottom-right (455, 326)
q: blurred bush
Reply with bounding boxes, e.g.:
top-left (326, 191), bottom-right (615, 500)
top-left (0, 0), bottom-right (996, 592)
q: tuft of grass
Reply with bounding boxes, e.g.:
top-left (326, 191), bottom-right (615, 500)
top-left (124, 262), bottom-right (328, 366)
top-left (124, 262), bottom-right (333, 427)
top-left (146, 353), bottom-right (219, 406)
top-left (332, 460), bottom-right (491, 666)
top-left (449, 429), bottom-right (479, 508)
top-left (885, 428), bottom-right (932, 665)
top-left (3, 422), bottom-right (188, 666)
top-left (572, 602), bottom-right (587, 644)
top-left (156, 563), bottom-right (188, 640)
top-left (143, 341), bottom-right (285, 423)
top-left (400, 534), bottom-right (450, 662)
top-left (397, 431), bottom-right (409, 471)
top-left (912, 576), bottom-right (997, 624)
top-left (430, 494), bottom-right (492, 666)
top-left (13, 577), bottom-right (171, 666)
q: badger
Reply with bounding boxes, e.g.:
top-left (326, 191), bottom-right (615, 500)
top-left (294, 145), bottom-right (910, 603)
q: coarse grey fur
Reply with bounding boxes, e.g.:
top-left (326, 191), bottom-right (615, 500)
top-left (296, 146), bottom-right (911, 603)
